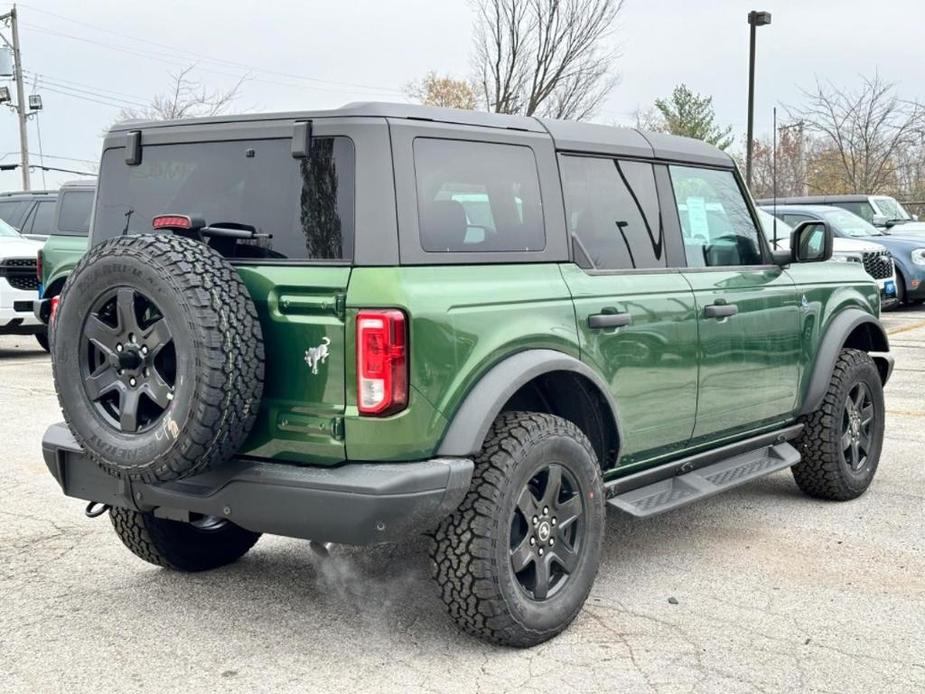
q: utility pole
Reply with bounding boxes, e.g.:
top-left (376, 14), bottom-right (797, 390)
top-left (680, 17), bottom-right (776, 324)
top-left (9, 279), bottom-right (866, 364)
top-left (0, 5), bottom-right (29, 191)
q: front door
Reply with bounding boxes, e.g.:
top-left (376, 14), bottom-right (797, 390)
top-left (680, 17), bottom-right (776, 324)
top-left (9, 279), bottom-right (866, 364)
top-left (668, 164), bottom-right (801, 443)
top-left (559, 155), bottom-right (699, 466)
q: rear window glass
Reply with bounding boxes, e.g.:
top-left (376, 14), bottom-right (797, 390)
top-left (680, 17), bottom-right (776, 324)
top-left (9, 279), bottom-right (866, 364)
top-left (94, 137), bottom-right (355, 261)
top-left (0, 200), bottom-right (28, 227)
top-left (56, 190), bottom-right (94, 235)
top-left (413, 138), bottom-right (545, 253)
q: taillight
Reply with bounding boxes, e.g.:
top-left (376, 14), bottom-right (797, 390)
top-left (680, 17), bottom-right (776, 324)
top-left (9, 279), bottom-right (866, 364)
top-left (152, 214), bottom-right (193, 230)
top-left (49, 295), bottom-right (60, 323)
top-left (36, 249), bottom-right (43, 282)
top-left (356, 309), bottom-right (407, 416)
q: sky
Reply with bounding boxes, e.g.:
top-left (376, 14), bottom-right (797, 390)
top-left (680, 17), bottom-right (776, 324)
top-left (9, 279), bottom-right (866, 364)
top-left (1, 0), bottom-right (923, 191)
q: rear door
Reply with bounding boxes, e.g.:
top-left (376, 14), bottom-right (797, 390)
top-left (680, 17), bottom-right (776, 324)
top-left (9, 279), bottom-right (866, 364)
top-left (669, 164), bottom-right (801, 443)
top-left (559, 155), bottom-right (699, 466)
top-left (91, 118), bottom-right (390, 465)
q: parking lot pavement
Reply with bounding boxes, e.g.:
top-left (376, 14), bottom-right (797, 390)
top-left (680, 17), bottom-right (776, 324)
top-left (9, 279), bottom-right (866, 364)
top-left (1, 307), bottom-right (923, 694)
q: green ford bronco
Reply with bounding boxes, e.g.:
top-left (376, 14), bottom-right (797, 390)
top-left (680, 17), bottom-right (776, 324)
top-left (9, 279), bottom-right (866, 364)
top-left (43, 103), bottom-right (893, 647)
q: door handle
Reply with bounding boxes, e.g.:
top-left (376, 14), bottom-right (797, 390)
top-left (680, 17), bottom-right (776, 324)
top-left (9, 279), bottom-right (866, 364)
top-left (588, 312), bottom-right (632, 329)
top-left (704, 303), bottom-right (738, 319)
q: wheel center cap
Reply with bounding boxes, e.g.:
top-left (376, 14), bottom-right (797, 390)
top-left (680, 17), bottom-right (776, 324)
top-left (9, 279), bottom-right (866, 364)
top-left (537, 521), bottom-right (551, 542)
top-left (118, 348), bottom-right (143, 371)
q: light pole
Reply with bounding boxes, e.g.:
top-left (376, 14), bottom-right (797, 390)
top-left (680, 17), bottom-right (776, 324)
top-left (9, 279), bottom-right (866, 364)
top-left (745, 10), bottom-right (771, 190)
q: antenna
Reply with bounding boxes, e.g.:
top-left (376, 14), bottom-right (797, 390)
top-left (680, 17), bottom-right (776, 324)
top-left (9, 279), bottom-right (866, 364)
top-left (772, 106), bottom-right (778, 247)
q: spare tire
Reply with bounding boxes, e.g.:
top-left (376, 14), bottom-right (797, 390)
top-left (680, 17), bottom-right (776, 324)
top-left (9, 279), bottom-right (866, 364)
top-left (52, 234), bottom-right (264, 483)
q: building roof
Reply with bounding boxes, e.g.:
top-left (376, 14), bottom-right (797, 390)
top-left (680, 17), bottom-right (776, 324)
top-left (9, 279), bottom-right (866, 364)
top-left (109, 101), bottom-right (733, 167)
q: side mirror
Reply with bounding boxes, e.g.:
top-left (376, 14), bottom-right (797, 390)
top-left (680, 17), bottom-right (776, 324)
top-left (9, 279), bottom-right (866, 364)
top-left (790, 220), bottom-right (833, 263)
top-left (871, 214), bottom-right (891, 228)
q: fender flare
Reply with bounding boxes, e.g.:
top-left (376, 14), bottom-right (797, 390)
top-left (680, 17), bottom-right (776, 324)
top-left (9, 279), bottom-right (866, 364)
top-left (800, 308), bottom-right (892, 415)
top-left (436, 349), bottom-right (622, 458)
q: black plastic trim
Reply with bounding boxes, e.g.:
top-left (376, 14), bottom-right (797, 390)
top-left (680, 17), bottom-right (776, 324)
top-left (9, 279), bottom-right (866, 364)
top-left (605, 424), bottom-right (804, 496)
top-left (800, 309), bottom-right (891, 415)
top-left (436, 349), bottom-right (623, 457)
top-left (42, 423), bottom-right (473, 546)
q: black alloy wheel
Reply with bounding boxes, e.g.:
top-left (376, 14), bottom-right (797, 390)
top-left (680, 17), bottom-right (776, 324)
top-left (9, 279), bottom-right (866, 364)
top-left (509, 463), bottom-right (586, 601)
top-left (79, 286), bottom-right (176, 433)
top-left (841, 381), bottom-right (874, 472)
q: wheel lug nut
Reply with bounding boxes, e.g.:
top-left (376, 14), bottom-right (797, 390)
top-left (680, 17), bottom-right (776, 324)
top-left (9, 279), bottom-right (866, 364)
top-left (538, 548), bottom-right (544, 556)
top-left (551, 518), bottom-right (557, 526)
top-left (532, 516), bottom-right (538, 525)
top-left (116, 344), bottom-right (123, 352)
top-left (141, 346), bottom-right (148, 355)
top-left (543, 506), bottom-right (549, 515)
top-left (166, 391), bottom-right (174, 401)
top-left (529, 537), bottom-right (535, 546)
top-left (549, 538), bottom-right (555, 546)
top-left (129, 378), bottom-right (137, 387)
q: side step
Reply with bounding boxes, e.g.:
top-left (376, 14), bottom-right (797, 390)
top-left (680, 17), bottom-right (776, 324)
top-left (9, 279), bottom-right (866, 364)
top-left (607, 442), bottom-right (800, 518)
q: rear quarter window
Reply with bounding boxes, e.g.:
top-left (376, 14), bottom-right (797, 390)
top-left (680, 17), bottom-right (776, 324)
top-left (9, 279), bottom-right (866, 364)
top-left (0, 200), bottom-right (28, 228)
top-left (56, 190), bottom-right (94, 235)
top-left (413, 138), bottom-right (545, 253)
top-left (93, 137), bottom-right (355, 261)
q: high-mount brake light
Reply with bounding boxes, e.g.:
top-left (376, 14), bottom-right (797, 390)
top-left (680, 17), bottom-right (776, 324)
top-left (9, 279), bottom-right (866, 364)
top-left (356, 309), bottom-right (408, 416)
top-left (152, 214), bottom-right (193, 230)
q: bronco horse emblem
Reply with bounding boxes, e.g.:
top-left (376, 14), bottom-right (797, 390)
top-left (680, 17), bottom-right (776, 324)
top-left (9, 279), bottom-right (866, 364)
top-left (304, 337), bottom-right (331, 375)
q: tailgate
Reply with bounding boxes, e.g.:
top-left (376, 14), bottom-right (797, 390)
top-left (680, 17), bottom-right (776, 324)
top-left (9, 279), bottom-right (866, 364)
top-left (235, 265), bottom-right (351, 465)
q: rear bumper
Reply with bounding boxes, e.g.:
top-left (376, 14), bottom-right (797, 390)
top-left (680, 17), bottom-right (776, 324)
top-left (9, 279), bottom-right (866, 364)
top-left (32, 297), bottom-right (51, 324)
top-left (42, 423), bottom-right (474, 545)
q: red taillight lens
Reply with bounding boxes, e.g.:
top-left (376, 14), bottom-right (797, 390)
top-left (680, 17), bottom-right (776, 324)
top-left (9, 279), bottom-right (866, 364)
top-left (356, 309), bottom-right (407, 416)
top-left (36, 249), bottom-right (43, 282)
top-left (49, 295), bottom-right (60, 323)
top-left (152, 214), bottom-right (192, 230)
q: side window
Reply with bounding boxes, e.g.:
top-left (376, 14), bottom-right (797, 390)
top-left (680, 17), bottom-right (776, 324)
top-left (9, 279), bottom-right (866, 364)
top-left (560, 155), bottom-right (666, 269)
top-left (28, 201), bottom-right (56, 235)
top-left (669, 165), bottom-right (763, 267)
top-left (831, 201), bottom-right (874, 223)
top-left (413, 138), bottom-right (545, 253)
top-left (57, 191), bottom-right (94, 235)
top-left (0, 200), bottom-right (28, 227)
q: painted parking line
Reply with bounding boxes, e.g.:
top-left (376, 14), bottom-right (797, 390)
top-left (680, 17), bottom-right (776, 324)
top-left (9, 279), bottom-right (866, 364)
top-left (886, 319), bottom-right (925, 336)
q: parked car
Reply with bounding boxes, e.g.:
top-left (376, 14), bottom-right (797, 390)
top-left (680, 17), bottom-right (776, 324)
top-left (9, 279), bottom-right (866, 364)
top-left (756, 208), bottom-right (899, 308)
top-left (757, 194), bottom-right (925, 235)
top-left (33, 180), bottom-right (95, 326)
top-left (0, 189), bottom-right (58, 240)
top-left (42, 103), bottom-right (892, 647)
top-left (763, 204), bottom-right (925, 304)
top-left (0, 217), bottom-right (46, 349)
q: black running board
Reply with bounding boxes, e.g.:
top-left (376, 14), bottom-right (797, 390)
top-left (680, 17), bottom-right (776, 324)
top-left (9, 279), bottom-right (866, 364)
top-left (607, 441), bottom-right (801, 518)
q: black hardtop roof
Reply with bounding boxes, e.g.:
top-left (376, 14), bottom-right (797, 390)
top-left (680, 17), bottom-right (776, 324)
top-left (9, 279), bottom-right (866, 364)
top-left (108, 101), bottom-right (733, 168)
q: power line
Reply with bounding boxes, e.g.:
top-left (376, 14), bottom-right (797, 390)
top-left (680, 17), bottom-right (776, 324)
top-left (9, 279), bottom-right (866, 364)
top-left (18, 3), bottom-right (405, 94)
top-left (23, 68), bottom-right (148, 103)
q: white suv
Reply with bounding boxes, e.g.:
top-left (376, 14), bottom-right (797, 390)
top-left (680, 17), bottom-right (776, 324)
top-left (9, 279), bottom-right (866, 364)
top-left (0, 218), bottom-right (45, 348)
top-left (757, 209), bottom-right (899, 309)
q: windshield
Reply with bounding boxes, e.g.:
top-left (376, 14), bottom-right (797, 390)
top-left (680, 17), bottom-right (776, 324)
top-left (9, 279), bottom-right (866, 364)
top-left (822, 208), bottom-right (882, 237)
top-left (872, 196), bottom-right (911, 221)
top-left (0, 217), bottom-right (20, 237)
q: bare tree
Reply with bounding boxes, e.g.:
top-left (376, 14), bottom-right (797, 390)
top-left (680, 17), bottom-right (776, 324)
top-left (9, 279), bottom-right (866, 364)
top-left (405, 72), bottom-right (478, 110)
top-left (472, 0), bottom-right (623, 120)
top-left (118, 66), bottom-right (246, 121)
top-left (788, 74), bottom-right (924, 193)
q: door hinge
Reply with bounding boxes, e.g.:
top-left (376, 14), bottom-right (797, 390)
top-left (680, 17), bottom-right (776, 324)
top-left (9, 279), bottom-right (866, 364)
top-left (334, 292), bottom-right (347, 319)
top-left (331, 417), bottom-right (345, 441)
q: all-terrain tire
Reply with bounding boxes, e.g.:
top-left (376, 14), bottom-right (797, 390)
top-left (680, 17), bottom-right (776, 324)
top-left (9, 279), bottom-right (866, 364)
top-left (109, 508), bottom-right (260, 571)
top-left (793, 349), bottom-right (885, 501)
top-left (430, 412), bottom-right (605, 648)
top-left (52, 234), bottom-right (265, 483)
